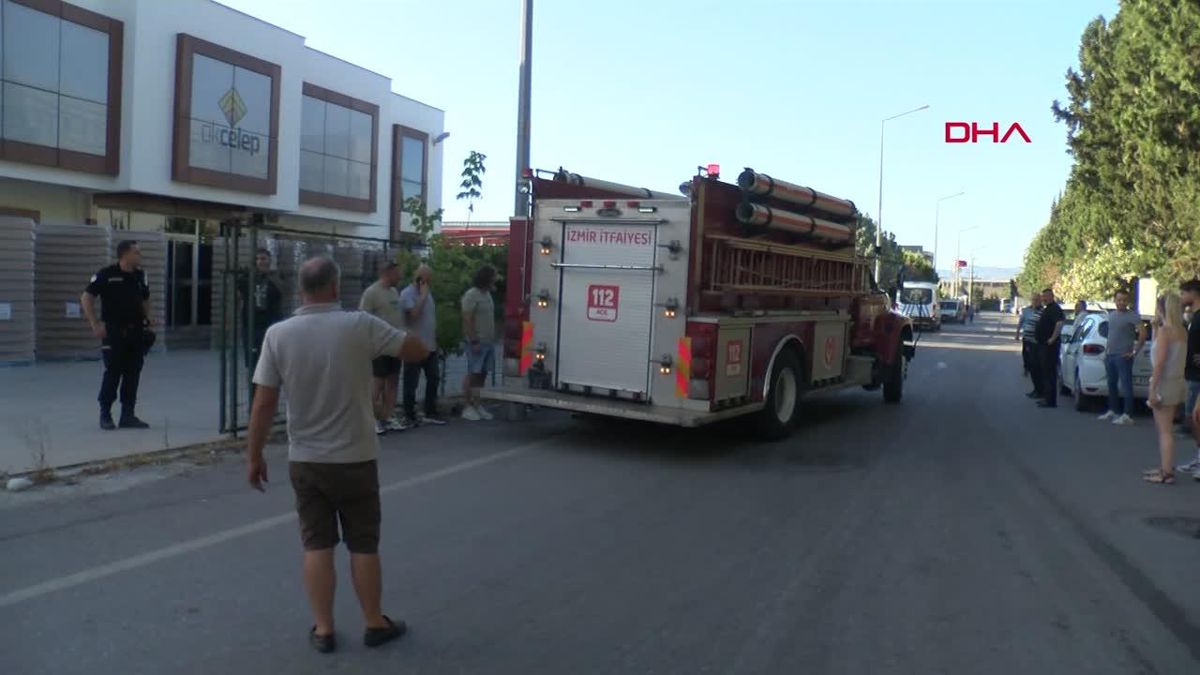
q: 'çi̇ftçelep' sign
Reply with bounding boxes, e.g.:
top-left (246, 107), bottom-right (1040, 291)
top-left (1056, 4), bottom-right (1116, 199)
top-left (188, 53), bottom-right (271, 179)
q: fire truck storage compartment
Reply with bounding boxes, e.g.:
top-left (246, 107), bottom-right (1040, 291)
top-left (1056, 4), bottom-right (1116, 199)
top-left (555, 221), bottom-right (659, 397)
top-left (714, 327), bottom-right (750, 403)
top-left (810, 321), bottom-right (848, 382)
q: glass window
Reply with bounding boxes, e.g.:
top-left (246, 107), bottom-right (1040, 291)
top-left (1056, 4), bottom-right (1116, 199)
top-left (401, 135), bottom-right (424, 183)
top-left (60, 21), bottom-right (108, 104)
top-left (348, 160), bottom-right (370, 200)
top-left (324, 103), bottom-right (350, 160)
top-left (0, 3), bottom-right (116, 164)
top-left (4, 1), bottom-right (59, 91)
top-left (299, 91), bottom-right (376, 203)
top-left (300, 96), bottom-right (324, 153)
top-left (401, 178), bottom-right (423, 206)
top-left (58, 96), bottom-right (106, 155)
top-left (234, 67), bottom-right (271, 136)
top-left (230, 132), bottom-right (269, 179)
top-left (348, 110), bottom-right (372, 163)
top-left (190, 54), bottom-right (232, 126)
top-left (4, 82), bottom-right (58, 147)
top-left (323, 156), bottom-right (349, 197)
top-left (299, 149), bottom-right (323, 192)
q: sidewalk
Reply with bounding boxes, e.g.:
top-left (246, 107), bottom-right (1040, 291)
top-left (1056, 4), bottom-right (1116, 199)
top-left (0, 347), bottom-right (486, 476)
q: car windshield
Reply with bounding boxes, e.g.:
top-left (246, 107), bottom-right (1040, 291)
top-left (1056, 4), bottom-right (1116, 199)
top-left (902, 288), bottom-right (933, 305)
top-left (940, 302), bottom-right (958, 310)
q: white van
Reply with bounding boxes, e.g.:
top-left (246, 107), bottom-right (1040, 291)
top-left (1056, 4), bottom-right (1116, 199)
top-left (899, 282), bottom-right (941, 331)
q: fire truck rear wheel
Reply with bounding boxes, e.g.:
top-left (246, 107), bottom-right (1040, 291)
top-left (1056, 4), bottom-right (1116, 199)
top-left (756, 348), bottom-right (803, 440)
top-left (883, 346), bottom-right (905, 404)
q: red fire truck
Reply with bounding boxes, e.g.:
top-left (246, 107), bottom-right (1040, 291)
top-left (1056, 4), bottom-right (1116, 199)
top-left (485, 166), bottom-right (915, 439)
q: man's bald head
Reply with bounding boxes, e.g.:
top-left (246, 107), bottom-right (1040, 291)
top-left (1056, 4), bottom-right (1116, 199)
top-left (415, 263), bottom-right (433, 283)
top-left (299, 256), bottom-right (339, 302)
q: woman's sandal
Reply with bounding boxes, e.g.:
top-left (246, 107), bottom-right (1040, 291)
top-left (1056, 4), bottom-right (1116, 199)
top-left (1142, 469), bottom-right (1176, 485)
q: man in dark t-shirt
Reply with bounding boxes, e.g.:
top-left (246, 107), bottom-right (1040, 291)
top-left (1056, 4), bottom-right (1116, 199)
top-left (1035, 288), bottom-right (1066, 408)
top-left (1177, 280), bottom-right (1200, 476)
top-left (242, 248), bottom-right (284, 372)
top-left (81, 240), bottom-right (153, 430)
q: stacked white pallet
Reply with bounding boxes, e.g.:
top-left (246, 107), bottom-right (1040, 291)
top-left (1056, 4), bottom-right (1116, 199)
top-left (0, 217), bottom-right (36, 364)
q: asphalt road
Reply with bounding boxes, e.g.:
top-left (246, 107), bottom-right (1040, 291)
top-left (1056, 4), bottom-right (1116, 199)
top-left (2, 314), bottom-right (1199, 674)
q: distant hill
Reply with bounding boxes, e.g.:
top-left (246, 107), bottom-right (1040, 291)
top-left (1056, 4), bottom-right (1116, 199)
top-left (937, 266), bottom-right (1020, 281)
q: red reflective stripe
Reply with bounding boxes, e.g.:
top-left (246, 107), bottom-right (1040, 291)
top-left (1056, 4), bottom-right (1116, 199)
top-left (676, 337), bottom-right (692, 398)
top-left (519, 321), bottom-right (534, 374)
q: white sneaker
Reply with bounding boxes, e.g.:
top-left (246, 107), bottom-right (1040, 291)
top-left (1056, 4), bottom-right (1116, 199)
top-left (1112, 414), bottom-right (1134, 426)
top-left (387, 417), bottom-right (410, 432)
top-left (476, 405), bottom-right (494, 421)
top-left (1097, 411), bottom-right (1116, 422)
top-left (461, 406), bottom-right (482, 421)
top-left (1175, 458), bottom-right (1200, 474)
top-left (375, 420), bottom-right (388, 435)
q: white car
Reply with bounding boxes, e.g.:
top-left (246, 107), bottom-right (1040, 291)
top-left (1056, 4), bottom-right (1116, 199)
top-left (1059, 312), bottom-right (1153, 412)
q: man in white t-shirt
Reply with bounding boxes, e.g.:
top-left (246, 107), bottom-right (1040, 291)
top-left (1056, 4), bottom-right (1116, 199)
top-left (247, 256), bottom-right (429, 654)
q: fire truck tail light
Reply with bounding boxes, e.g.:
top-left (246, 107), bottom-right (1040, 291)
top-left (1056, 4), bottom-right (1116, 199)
top-left (580, 200), bottom-right (593, 208)
top-left (603, 201), bottom-right (617, 209)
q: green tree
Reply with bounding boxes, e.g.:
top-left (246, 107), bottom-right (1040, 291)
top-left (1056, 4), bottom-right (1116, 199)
top-left (456, 151), bottom-right (487, 223)
top-left (854, 214), bottom-right (903, 288)
top-left (901, 250), bottom-right (938, 283)
top-left (1028, 0), bottom-right (1200, 294)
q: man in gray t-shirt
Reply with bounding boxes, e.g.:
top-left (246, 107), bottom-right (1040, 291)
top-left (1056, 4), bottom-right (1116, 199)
top-left (247, 256), bottom-right (428, 653)
top-left (399, 264), bottom-right (445, 425)
top-left (1100, 289), bottom-right (1146, 424)
top-left (460, 264), bottom-right (497, 421)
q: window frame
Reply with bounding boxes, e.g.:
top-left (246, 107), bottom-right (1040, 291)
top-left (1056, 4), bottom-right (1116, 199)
top-left (172, 33), bottom-right (281, 195)
top-left (390, 124), bottom-right (428, 238)
top-left (0, 0), bottom-right (123, 175)
top-left (298, 82), bottom-right (378, 213)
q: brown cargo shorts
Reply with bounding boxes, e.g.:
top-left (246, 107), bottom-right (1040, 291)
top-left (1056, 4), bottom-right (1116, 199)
top-left (288, 460), bottom-right (381, 554)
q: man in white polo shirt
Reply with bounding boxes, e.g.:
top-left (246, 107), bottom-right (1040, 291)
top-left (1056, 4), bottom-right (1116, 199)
top-left (246, 256), bottom-right (429, 654)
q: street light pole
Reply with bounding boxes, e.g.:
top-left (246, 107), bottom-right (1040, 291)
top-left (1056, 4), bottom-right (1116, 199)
top-left (874, 104), bottom-right (930, 285)
top-left (514, 0), bottom-right (533, 218)
top-left (934, 191), bottom-right (965, 273)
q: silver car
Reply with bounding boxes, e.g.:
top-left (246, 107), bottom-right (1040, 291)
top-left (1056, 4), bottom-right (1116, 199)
top-left (1059, 313), bottom-right (1152, 412)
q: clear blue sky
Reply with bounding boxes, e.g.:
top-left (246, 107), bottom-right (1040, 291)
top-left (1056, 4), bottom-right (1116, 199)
top-left (219, 0), bottom-right (1118, 270)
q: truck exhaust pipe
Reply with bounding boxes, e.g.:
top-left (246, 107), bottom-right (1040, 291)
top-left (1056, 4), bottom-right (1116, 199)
top-left (737, 168), bottom-right (857, 220)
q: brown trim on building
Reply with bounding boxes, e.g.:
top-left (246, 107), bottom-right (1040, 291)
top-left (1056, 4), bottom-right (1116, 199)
top-left (389, 125), bottom-right (429, 239)
top-left (298, 82), bottom-right (378, 213)
top-left (0, 0), bottom-right (122, 176)
top-left (172, 33), bottom-right (281, 195)
top-left (0, 206), bottom-right (41, 223)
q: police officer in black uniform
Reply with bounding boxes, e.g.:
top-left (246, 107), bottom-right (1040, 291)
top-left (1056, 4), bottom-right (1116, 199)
top-left (81, 240), bottom-right (153, 430)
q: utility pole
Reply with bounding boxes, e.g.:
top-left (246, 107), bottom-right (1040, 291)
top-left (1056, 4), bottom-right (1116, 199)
top-left (514, 0), bottom-right (533, 217)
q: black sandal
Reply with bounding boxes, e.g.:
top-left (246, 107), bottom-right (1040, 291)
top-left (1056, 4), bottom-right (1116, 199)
top-left (364, 615), bottom-right (408, 648)
top-left (309, 627), bottom-right (337, 654)
top-left (1143, 469), bottom-right (1176, 485)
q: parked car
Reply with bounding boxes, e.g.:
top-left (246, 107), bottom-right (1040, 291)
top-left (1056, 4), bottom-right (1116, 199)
top-left (1059, 312), bottom-right (1152, 412)
top-left (939, 299), bottom-right (965, 324)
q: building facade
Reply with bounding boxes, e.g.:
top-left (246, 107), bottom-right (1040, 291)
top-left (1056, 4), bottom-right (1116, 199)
top-left (0, 0), bottom-right (445, 359)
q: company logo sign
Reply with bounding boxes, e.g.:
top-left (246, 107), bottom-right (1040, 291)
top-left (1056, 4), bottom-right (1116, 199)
top-left (200, 87), bottom-right (261, 156)
top-left (219, 88), bottom-right (246, 127)
top-left (945, 122), bottom-right (1031, 144)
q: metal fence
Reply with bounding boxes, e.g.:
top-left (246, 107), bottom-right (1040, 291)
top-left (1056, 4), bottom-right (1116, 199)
top-left (215, 222), bottom-right (494, 435)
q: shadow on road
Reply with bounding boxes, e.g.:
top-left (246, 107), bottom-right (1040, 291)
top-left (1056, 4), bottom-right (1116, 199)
top-left (534, 394), bottom-right (881, 475)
